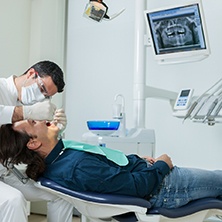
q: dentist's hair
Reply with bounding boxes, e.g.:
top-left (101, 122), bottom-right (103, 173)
top-left (23, 60), bottom-right (65, 93)
top-left (0, 124), bottom-right (45, 181)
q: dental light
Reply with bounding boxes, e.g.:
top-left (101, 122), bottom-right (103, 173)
top-left (83, 0), bottom-right (125, 22)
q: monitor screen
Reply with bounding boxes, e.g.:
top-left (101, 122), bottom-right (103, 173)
top-left (144, 1), bottom-right (210, 64)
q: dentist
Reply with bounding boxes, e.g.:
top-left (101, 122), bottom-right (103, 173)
top-left (0, 60), bottom-right (73, 222)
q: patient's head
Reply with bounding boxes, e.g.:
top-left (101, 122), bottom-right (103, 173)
top-left (0, 123), bottom-right (45, 180)
top-left (0, 124), bottom-right (30, 166)
top-left (12, 119), bottom-right (60, 143)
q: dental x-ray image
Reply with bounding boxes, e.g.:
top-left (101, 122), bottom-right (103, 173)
top-left (154, 16), bottom-right (200, 50)
top-left (146, 3), bottom-right (208, 56)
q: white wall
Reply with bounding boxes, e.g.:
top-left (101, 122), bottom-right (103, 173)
top-left (29, 0), bottom-right (67, 107)
top-left (0, 0), bottom-right (31, 76)
top-left (65, 0), bottom-right (135, 137)
top-left (65, 0), bottom-right (222, 170)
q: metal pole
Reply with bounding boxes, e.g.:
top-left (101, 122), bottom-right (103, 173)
top-left (133, 1), bottom-right (146, 128)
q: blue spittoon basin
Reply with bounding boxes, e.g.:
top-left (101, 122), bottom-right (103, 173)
top-left (87, 120), bottom-right (120, 130)
top-left (87, 120), bottom-right (120, 136)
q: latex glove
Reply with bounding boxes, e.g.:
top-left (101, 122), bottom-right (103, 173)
top-left (53, 108), bottom-right (67, 131)
top-left (23, 100), bottom-right (57, 121)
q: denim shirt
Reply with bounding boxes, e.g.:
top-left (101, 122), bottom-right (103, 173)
top-left (43, 139), bottom-right (170, 199)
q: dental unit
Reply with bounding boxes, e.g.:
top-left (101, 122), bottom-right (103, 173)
top-left (174, 78), bottom-right (222, 125)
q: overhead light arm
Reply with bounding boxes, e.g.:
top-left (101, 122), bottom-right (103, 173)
top-left (83, 0), bottom-right (125, 22)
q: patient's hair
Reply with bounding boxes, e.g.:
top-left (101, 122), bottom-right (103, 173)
top-left (0, 124), bottom-right (45, 181)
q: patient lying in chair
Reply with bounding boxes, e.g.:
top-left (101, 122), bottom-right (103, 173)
top-left (0, 120), bottom-right (222, 210)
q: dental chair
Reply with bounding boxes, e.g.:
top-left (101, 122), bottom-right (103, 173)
top-left (35, 177), bottom-right (222, 222)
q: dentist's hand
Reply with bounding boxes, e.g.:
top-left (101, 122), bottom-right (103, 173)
top-left (53, 108), bottom-right (67, 131)
top-left (23, 100), bottom-right (57, 121)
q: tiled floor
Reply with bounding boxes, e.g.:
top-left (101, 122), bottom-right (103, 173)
top-left (28, 214), bottom-right (80, 222)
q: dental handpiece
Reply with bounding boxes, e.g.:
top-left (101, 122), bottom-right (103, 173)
top-left (184, 89), bottom-right (212, 122)
top-left (183, 78), bottom-right (222, 122)
top-left (183, 101), bottom-right (198, 123)
top-left (202, 98), bottom-right (219, 123)
top-left (191, 81), bottom-right (222, 120)
top-left (209, 97), bottom-right (222, 119)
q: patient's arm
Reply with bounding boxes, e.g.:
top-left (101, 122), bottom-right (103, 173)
top-left (156, 154), bottom-right (173, 169)
top-left (142, 154), bottom-right (173, 169)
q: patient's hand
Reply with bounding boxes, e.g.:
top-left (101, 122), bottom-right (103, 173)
top-left (142, 156), bottom-right (156, 165)
top-left (156, 154), bottom-right (173, 169)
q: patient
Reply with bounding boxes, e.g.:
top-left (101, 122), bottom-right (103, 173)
top-left (0, 120), bottom-right (222, 209)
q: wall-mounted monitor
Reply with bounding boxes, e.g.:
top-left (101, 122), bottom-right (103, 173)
top-left (144, 0), bottom-right (210, 65)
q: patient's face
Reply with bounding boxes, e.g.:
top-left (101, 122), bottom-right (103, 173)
top-left (13, 120), bottom-right (59, 140)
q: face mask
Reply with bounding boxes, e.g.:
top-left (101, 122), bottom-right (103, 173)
top-left (21, 82), bottom-right (45, 105)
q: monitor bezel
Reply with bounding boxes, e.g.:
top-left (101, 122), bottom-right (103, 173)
top-left (144, 0), bottom-right (210, 64)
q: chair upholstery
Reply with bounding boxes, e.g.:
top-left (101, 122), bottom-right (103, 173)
top-left (35, 177), bottom-right (222, 222)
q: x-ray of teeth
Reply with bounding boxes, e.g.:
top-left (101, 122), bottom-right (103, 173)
top-left (154, 16), bottom-right (200, 49)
